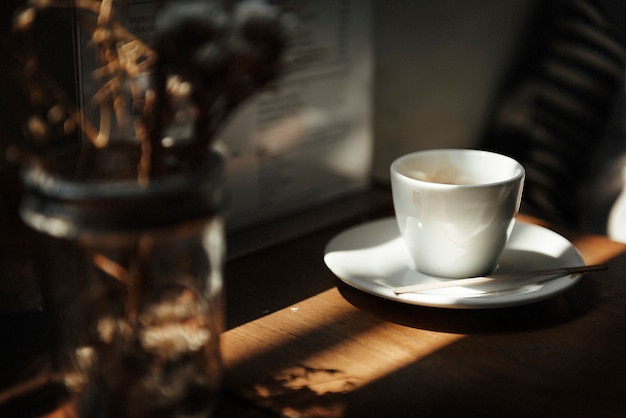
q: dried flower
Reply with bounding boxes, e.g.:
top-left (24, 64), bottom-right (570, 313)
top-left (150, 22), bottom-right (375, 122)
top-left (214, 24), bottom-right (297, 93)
top-left (3, 0), bottom-right (291, 182)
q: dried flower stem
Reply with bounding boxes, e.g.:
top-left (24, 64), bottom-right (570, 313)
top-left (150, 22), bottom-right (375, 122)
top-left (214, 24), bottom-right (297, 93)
top-left (92, 252), bottom-right (129, 283)
top-left (124, 236), bottom-right (153, 324)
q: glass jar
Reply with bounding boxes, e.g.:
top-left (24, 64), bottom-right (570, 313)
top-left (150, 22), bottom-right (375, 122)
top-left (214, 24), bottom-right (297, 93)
top-left (19, 152), bottom-right (225, 418)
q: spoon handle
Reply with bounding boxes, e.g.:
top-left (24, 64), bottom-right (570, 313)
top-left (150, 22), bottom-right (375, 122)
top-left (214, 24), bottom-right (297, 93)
top-left (393, 264), bottom-right (607, 294)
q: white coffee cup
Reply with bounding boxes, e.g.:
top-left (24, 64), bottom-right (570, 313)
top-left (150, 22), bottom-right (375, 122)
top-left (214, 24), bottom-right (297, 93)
top-left (390, 149), bottom-right (525, 278)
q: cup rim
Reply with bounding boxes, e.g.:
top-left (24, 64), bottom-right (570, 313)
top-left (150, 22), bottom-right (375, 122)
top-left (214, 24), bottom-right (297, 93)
top-left (390, 148), bottom-right (525, 188)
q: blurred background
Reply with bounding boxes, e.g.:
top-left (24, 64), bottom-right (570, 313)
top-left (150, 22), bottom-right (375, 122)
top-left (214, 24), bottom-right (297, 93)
top-left (373, 0), bottom-right (625, 234)
top-left (1, 0), bottom-right (625, 254)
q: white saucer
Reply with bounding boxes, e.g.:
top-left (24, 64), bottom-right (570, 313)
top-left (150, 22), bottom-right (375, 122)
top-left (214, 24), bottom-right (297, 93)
top-left (324, 217), bottom-right (584, 309)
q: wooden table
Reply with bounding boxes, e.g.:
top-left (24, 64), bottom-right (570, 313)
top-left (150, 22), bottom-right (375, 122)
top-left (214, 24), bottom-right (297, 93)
top-left (2, 188), bottom-right (626, 417)
top-left (219, 189), bottom-right (626, 418)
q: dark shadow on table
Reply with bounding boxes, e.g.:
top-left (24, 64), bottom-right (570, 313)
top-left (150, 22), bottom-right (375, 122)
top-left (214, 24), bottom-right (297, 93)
top-left (336, 276), bottom-right (598, 335)
top-left (337, 315), bottom-right (626, 418)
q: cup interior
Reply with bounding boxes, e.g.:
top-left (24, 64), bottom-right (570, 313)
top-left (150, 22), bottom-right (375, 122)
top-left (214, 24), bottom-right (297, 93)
top-left (392, 149), bottom-right (524, 186)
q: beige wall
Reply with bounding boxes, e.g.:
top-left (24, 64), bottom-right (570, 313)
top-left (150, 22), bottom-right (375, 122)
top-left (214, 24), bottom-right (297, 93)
top-left (372, 0), bottom-right (536, 181)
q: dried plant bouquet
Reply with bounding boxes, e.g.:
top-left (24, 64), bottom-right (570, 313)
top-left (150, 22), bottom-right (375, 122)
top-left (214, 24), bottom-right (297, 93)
top-left (5, 0), bottom-right (291, 183)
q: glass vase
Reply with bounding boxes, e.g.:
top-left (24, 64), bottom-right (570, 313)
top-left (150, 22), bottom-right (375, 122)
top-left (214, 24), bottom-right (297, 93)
top-left (19, 153), bottom-right (225, 418)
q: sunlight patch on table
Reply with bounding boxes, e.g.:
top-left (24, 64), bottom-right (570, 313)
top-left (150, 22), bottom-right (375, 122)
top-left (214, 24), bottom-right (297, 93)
top-left (222, 288), bottom-right (463, 416)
